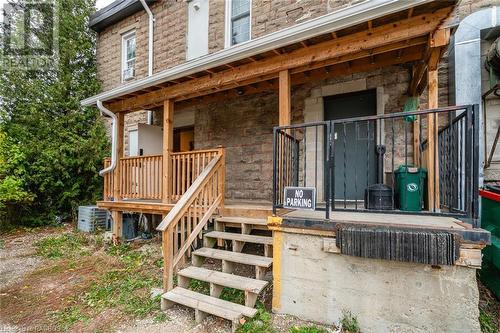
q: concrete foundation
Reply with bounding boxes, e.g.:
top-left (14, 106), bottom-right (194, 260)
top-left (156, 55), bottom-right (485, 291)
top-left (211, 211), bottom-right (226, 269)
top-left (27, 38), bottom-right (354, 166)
top-left (273, 231), bottom-right (480, 333)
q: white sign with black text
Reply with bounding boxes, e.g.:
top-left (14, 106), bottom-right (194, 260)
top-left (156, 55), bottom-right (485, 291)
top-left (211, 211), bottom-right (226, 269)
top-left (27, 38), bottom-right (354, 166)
top-left (283, 187), bottom-right (316, 210)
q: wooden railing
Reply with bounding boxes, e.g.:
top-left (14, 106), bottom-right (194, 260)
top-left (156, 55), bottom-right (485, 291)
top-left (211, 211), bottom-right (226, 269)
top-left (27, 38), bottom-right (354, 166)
top-left (120, 155), bottom-right (163, 200)
top-left (170, 149), bottom-right (219, 201)
top-left (101, 149), bottom-right (222, 202)
top-left (157, 148), bottom-right (225, 291)
top-left (103, 158), bottom-right (113, 200)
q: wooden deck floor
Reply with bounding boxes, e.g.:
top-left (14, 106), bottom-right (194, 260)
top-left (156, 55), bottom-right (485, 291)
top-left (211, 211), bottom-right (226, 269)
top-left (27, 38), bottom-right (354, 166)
top-left (283, 209), bottom-right (467, 230)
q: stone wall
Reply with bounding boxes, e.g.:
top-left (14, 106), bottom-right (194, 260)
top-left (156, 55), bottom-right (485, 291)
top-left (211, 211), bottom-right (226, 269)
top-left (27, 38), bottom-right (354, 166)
top-left (274, 231), bottom-right (480, 333)
top-left (185, 64), bottom-right (414, 202)
top-left (95, 0), bottom-right (499, 93)
top-left (96, 0), bottom-right (364, 92)
top-left (96, 0), bottom-right (187, 91)
top-left (191, 91), bottom-right (279, 202)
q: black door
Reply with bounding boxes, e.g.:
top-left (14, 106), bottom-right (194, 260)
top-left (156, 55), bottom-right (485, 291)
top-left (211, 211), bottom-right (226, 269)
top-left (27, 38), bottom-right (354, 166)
top-left (324, 89), bottom-right (377, 201)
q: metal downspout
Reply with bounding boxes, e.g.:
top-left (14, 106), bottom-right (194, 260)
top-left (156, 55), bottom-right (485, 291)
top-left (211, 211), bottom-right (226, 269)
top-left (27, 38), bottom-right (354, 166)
top-left (139, 0), bottom-right (155, 125)
top-left (97, 100), bottom-right (118, 176)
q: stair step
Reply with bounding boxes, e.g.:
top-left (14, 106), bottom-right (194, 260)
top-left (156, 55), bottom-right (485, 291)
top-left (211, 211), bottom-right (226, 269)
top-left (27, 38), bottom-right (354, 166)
top-left (163, 287), bottom-right (258, 318)
top-left (192, 247), bottom-right (273, 268)
top-left (178, 266), bottom-right (268, 294)
top-left (216, 216), bottom-right (267, 226)
top-left (205, 231), bottom-right (273, 245)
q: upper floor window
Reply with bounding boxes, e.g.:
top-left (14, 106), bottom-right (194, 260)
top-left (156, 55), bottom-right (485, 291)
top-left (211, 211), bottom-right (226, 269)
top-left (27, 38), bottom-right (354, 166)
top-left (225, 0), bottom-right (251, 47)
top-left (122, 31), bottom-right (136, 81)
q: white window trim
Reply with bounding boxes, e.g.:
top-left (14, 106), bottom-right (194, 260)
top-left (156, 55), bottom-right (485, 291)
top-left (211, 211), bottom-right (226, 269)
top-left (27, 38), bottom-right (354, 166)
top-left (224, 0), bottom-right (252, 48)
top-left (121, 30), bottom-right (136, 82)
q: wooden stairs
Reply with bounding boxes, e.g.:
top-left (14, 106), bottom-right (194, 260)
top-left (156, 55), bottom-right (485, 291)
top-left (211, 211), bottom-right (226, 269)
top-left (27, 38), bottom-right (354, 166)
top-left (161, 216), bottom-right (273, 332)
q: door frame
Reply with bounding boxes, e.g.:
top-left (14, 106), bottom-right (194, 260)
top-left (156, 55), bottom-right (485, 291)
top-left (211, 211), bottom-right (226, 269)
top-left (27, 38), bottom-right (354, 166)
top-left (302, 79), bottom-right (385, 202)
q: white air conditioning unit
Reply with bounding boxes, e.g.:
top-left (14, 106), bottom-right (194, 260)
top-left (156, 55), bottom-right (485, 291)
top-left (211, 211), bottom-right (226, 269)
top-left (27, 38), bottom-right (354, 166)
top-left (123, 67), bottom-right (135, 81)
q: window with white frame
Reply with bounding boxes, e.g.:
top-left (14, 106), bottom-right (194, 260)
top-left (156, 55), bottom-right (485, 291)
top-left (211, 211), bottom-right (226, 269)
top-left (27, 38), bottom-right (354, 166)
top-left (225, 0), bottom-right (251, 47)
top-left (121, 31), bottom-right (136, 81)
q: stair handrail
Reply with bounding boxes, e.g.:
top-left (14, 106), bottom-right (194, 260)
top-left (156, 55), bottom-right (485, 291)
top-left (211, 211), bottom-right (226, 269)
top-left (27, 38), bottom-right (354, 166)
top-left (157, 148), bottom-right (225, 291)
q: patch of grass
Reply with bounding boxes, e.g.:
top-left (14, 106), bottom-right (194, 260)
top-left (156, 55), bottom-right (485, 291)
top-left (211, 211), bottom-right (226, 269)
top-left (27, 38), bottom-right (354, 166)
top-left (290, 326), bottom-right (328, 333)
top-left (81, 269), bottom-right (162, 316)
top-left (106, 243), bottom-right (148, 269)
top-left (236, 302), bottom-right (274, 333)
top-left (220, 287), bottom-right (245, 305)
top-left (189, 279), bottom-right (210, 295)
top-left (0, 239), bottom-right (4, 249)
top-left (340, 310), bottom-right (360, 333)
top-left (153, 312), bottom-right (169, 323)
top-left (48, 243), bottom-right (163, 330)
top-left (35, 232), bottom-right (89, 259)
top-left (479, 310), bottom-right (498, 333)
top-left (52, 306), bottom-right (89, 331)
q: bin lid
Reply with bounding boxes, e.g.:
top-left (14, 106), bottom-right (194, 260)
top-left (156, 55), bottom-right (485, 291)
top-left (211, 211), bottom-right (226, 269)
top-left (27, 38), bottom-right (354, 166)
top-left (480, 186), bottom-right (500, 202)
top-left (395, 165), bottom-right (427, 174)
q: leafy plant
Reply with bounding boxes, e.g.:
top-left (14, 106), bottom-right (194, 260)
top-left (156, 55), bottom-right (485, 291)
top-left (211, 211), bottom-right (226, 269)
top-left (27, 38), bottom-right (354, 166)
top-left (221, 287), bottom-right (245, 305)
top-left (189, 278), bottom-right (210, 295)
top-left (290, 326), bottom-right (328, 333)
top-left (236, 302), bottom-right (274, 333)
top-left (35, 232), bottom-right (89, 259)
top-left (340, 310), bottom-right (360, 333)
top-left (52, 306), bottom-right (89, 331)
top-left (479, 310), bottom-right (498, 333)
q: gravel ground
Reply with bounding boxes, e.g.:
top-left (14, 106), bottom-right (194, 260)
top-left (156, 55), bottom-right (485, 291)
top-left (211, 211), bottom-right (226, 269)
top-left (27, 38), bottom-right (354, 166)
top-left (0, 230), bottom-right (48, 289)
top-left (0, 227), bottom-right (63, 333)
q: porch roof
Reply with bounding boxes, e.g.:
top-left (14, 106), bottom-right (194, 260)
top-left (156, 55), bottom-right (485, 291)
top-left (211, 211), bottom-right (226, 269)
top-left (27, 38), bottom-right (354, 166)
top-left (81, 0), bottom-right (456, 112)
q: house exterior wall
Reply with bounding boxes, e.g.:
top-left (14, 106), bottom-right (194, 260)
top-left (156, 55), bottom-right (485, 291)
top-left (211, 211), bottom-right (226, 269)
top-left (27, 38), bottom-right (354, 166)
top-left (95, 0), bottom-right (364, 92)
top-left (185, 64), bottom-right (414, 202)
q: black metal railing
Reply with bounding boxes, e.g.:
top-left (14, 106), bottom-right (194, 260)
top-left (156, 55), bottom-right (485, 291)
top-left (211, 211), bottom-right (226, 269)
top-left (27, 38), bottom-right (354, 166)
top-left (272, 105), bottom-right (479, 224)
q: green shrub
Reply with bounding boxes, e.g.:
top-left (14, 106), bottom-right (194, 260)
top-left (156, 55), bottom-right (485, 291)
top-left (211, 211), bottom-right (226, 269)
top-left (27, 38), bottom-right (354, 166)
top-left (236, 302), bottom-right (274, 333)
top-left (0, 0), bottom-right (108, 229)
top-left (340, 310), bottom-right (360, 333)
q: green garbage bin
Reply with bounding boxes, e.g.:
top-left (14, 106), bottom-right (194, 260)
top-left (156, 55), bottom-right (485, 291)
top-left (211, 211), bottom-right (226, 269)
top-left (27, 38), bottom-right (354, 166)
top-left (394, 165), bottom-right (427, 211)
top-left (479, 186), bottom-right (500, 299)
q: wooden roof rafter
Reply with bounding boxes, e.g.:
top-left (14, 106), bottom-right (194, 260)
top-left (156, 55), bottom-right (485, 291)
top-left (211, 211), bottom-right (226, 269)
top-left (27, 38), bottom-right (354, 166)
top-left (176, 46), bottom-right (425, 110)
top-left (107, 5), bottom-right (455, 112)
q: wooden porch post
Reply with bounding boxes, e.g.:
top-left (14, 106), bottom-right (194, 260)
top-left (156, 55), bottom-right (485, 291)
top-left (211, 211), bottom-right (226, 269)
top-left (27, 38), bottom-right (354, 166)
top-left (163, 99), bottom-right (174, 203)
top-left (427, 68), bottom-right (439, 211)
top-left (279, 70), bottom-right (291, 126)
top-left (112, 111), bottom-right (124, 241)
top-left (113, 111), bottom-right (125, 200)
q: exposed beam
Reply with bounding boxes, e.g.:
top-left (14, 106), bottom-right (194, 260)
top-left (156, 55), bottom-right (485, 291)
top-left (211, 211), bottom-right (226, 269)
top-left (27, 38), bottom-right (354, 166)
top-left (175, 39), bottom-right (425, 103)
top-left (177, 48), bottom-right (423, 110)
top-left (408, 28), bottom-right (450, 96)
top-left (109, 8), bottom-right (452, 112)
top-left (290, 36), bottom-right (427, 74)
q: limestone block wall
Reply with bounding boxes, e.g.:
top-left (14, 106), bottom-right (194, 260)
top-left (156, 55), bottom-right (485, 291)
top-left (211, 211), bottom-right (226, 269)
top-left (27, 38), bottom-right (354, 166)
top-left (273, 231), bottom-right (481, 333)
top-left (96, 0), bottom-right (367, 93)
top-left (183, 64), bottom-right (415, 202)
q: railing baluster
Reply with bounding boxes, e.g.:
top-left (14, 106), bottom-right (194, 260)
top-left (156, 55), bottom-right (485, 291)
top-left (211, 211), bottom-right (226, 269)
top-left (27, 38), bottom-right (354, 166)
top-left (343, 122), bottom-right (347, 209)
top-left (391, 118), bottom-right (395, 210)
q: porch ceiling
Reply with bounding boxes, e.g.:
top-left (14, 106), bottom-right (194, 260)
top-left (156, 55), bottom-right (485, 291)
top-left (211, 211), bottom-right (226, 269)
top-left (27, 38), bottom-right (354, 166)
top-left (92, 0), bottom-right (457, 113)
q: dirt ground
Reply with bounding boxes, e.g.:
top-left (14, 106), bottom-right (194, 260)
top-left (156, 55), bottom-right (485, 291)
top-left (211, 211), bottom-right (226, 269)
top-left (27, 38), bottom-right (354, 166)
top-left (0, 227), bottom-right (335, 333)
top-left (1, 226), bottom-right (498, 333)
